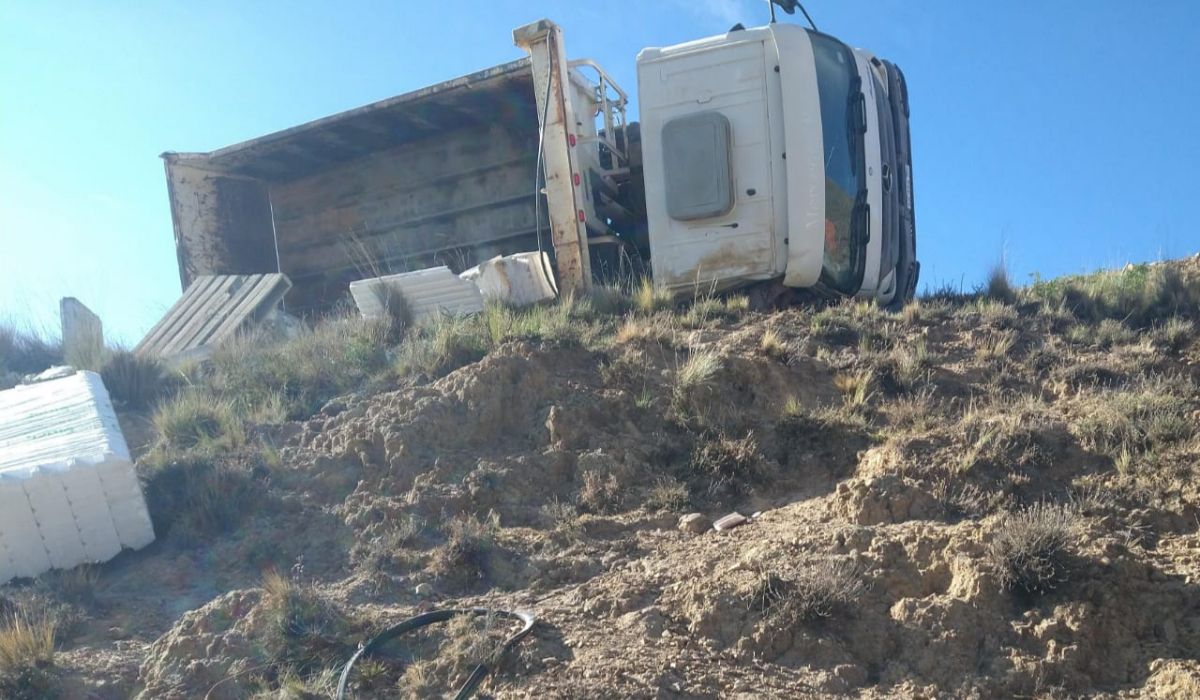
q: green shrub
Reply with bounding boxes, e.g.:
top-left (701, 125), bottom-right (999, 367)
top-left (140, 456), bottom-right (261, 538)
top-left (152, 390), bottom-right (242, 451)
top-left (260, 571), bottom-right (358, 674)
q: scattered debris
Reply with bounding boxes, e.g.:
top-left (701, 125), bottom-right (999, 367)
top-left (350, 266), bottom-right (484, 324)
top-left (678, 512), bottom-right (711, 535)
top-left (134, 273), bottom-right (292, 366)
top-left (461, 251), bottom-right (557, 306)
top-left (0, 371), bottom-right (155, 584)
top-left (713, 512), bottom-right (749, 531)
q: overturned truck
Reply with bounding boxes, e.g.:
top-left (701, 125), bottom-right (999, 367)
top-left (162, 16), bottom-right (916, 315)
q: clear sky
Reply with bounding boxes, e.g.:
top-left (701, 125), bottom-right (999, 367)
top-left (2, 1), bottom-right (1197, 344)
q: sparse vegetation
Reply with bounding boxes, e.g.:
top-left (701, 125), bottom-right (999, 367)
top-left (751, 558), bottom-right (868, 624)
top-left (260, 570), bottom-right (359, 674)
top-left (0, 606), bottom-right (57, 700)
top-left (207, 315), bottom-right (391, 419)
top-left (0, 322), bottom-right (61, 378)
top-left (987, 502), bottom-right (1081, 596)
top-left (1025, 262), bottom-right (1200, 328)
top-left (429, 513), bottom-right (500, 588)
top-left (1073, 380), bottom-right (1195, 460)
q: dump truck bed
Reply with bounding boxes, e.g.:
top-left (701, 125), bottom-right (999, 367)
top-left (163, 58), bottom-right (549, 313)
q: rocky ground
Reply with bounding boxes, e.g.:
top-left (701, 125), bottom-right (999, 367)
top-left (3, 258), bottom-right (1200, 698)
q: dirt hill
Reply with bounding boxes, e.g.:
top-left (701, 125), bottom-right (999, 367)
top-left (3, 256), bottom-right (1200, 699)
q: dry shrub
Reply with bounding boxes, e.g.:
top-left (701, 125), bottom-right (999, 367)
top-left (429, 513), bottom-right (499, 588)
top-left (260, 571), bottom-right (358, 674)
top-left (0, 605), bottom-right (57, 700)
top-left (100, 350), bottom-right (167, 410)
top-left (985, 261), bottom-right (1016, 303)
top-left (880, 338), bottom-right (930, 392)
top-left (954, 394), bottom-right (1057, 473)
top-left (355, 515), bottom-right (426, 574)
top-left (751, 558), bottom-right (867, 624)
top-left (397, 312), bottom-right (490, 378)
top-left (987, 502), bottom-right (1080, 596)
top-left (577, 469), bottom-right (621, 514)
top-left (645, 476), bottom-right (690, 511)
top-left (690, 432), bottom-right (764, 500)
top-left (974, 299), bottom-right (1020, 329)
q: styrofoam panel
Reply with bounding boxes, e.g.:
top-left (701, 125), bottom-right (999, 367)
top-left (461, 252), bottom-right (556, 306)
top-left (0, 479), bottom-right (52, 579)
top-left (350, 267), bottom-right (485, 323)
top-left (21, 473), bottom-right (88, 570)
top-left (58, 464), bottom-right (123, 562)
top-left (0, 371), bottom-right (155, 584)
top-left (95, 459), bottom-right (156, 550)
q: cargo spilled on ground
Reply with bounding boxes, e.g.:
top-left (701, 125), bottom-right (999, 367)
top-left (1, 257), bottom-right (1199, 698)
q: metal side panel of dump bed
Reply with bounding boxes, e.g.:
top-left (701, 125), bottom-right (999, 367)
top-left (162, 59), bottom-right (548, 313)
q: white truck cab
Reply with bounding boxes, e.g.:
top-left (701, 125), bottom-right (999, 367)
top-left (637, 23), bottom-right (917, 308)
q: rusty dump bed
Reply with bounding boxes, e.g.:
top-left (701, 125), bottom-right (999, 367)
top-left (163, 58), bottom-right (548, 313)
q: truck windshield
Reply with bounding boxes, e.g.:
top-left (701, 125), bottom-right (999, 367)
top-left (809, 32), bottom-right (866, 294)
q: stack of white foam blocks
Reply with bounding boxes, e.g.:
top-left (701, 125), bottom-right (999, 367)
top-left (0, 371), bottom-right (155, 584)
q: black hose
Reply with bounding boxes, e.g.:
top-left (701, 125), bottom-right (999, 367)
top-left (335, 607), bottom-right (537, 700)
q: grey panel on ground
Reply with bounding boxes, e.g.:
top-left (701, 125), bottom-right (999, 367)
top-left (134, 273), bottom-right (292, 364)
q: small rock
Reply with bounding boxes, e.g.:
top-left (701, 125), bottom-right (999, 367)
top-left (414, 582), bottom-right (434, 598)
top-left (713, 512), bottom-right (749, 531)
top-left (678, 513), bottom-right (711, 535)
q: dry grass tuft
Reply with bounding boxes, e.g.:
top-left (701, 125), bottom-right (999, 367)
top-left (975, 330), bottom-right (1017, 362)
top-left (0, 606), bottom-right (57, 700)
top-left (834, 370), bottom-right (874, 409)
top-left (759, 327), bottom-right (788, 360)
top-left (987, 502), bottom-right (1081, 596)
top-left (633, 278), bottom-right (674, 315)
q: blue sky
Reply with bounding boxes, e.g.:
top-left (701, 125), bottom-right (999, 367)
top-left (2, 1), bottom-right (1197, 343)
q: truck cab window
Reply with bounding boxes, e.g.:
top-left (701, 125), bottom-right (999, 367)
top-left (808, 32), bottom-right (867, 295)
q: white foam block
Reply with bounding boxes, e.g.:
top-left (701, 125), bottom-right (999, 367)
top-left (0, 371), bottom-right (155, 584)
